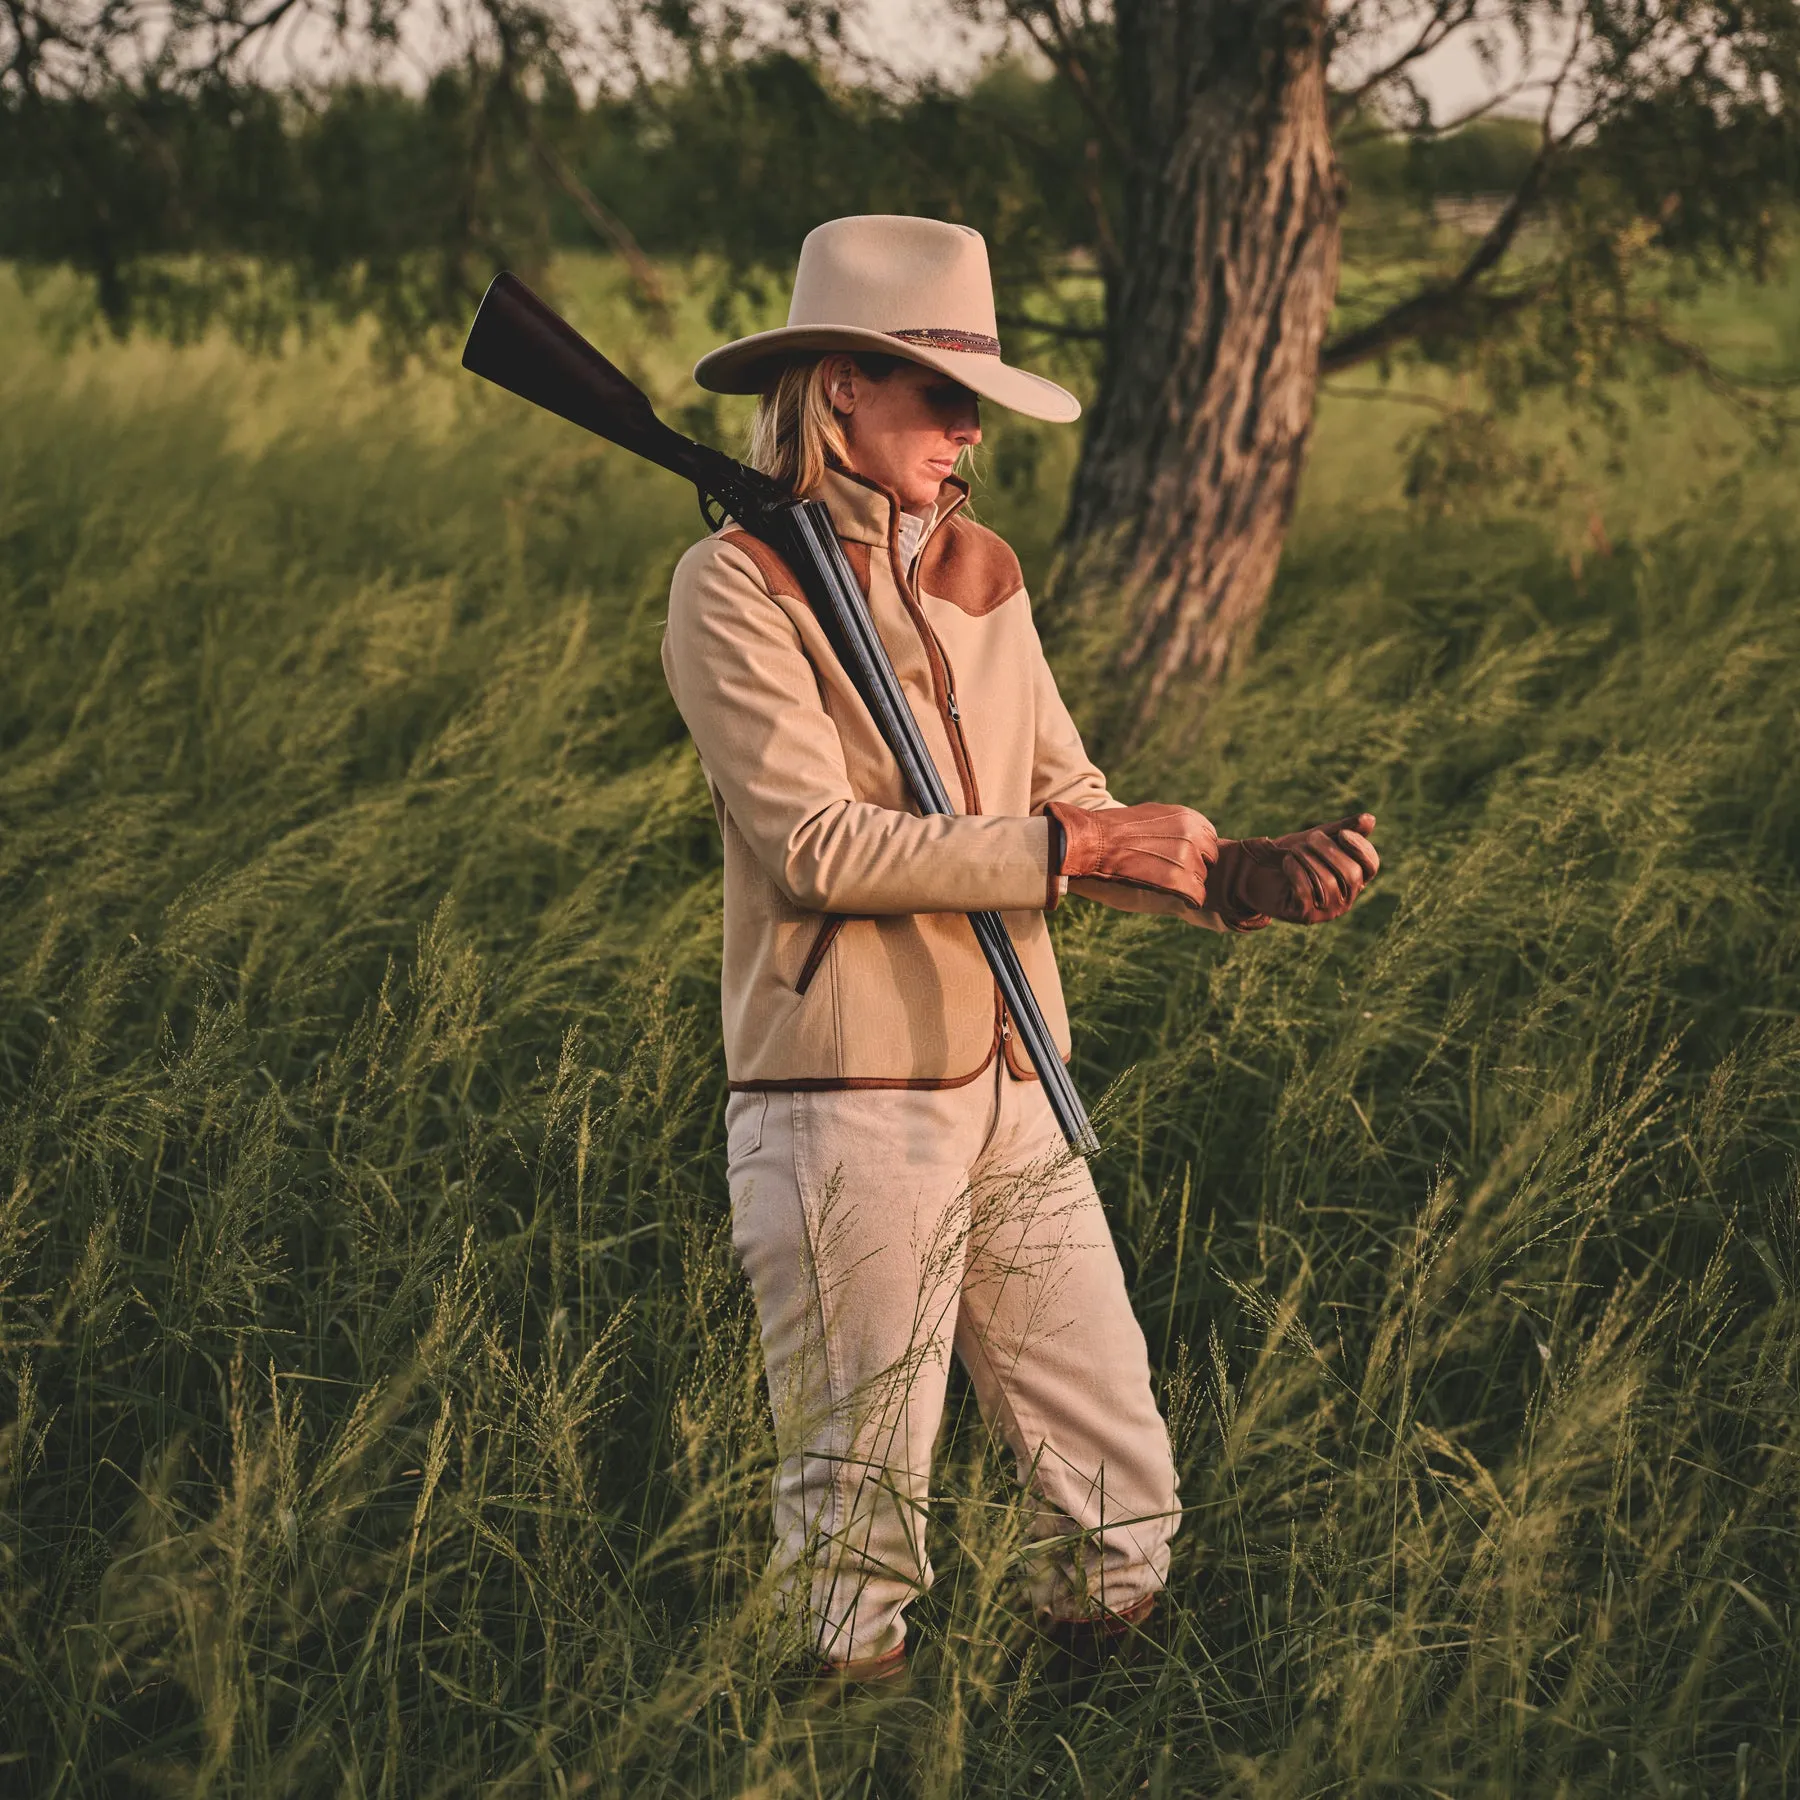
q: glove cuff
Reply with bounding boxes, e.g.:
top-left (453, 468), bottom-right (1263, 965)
top-left (1044, 800), bottom-right (1103, 880)
top-left (1207, 840), bottom-right (1274, 932)
top-left (1044, 810), bottom-right (1066, 912)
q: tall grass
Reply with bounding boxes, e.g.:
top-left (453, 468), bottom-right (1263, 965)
top-left (2, 262), bottom-right (1799, 1797)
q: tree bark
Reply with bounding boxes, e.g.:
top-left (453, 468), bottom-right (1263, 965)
top-left (1058, 0), bottom-right (1340, 720)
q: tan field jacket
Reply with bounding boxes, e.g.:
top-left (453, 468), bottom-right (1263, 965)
top-left (662, 467), bottom-right (1192, 1090)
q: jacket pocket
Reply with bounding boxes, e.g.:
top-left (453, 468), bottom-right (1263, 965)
top-left (795, 915), bottom-right (847, 995)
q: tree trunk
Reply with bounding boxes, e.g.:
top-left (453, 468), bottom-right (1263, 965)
top-left (1058, 0), bottom-right (1340, 722)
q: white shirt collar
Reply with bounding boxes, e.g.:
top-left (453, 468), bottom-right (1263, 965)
top-left (895, 507), bottom-right (933, 572)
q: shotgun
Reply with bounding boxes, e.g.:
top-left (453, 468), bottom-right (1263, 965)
top-left (461, 272), bottom-right (1099, 1157)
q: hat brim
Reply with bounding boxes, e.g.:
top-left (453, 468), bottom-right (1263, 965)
top-left (693, 325), bottom-right (1081, 425)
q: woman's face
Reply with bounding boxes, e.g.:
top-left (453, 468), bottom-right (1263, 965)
top-left (825, 355), bottom-right (983, 513)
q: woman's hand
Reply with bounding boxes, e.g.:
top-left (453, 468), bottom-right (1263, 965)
top-left (1206, 813), bottom-right (1379, 931)
top-left (1046, 800), bottom-right (1219, 912)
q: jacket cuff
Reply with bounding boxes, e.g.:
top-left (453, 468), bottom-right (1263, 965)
top-left (1044, 810), bottom-right (1067, 912)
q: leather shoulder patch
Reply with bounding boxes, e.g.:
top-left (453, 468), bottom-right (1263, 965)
top-left (721, 529), bottom-right (803, 599)
top-left (916, 517), bottom-right (1025, 618)
top-left (841, 541), bottom-right (872, 595)
top-left (722, 529), bottom-right (874, 599)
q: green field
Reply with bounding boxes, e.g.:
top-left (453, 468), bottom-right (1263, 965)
top-left (3, 256), bottom-right (1800, 1797)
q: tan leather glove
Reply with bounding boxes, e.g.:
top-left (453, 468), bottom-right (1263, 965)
top-left (1045, 801), bottom-right (1219, 914)
top-left (1206, 813), bottom-right (1379, 931)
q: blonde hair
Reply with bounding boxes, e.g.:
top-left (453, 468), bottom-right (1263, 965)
top-left (747, 353), bottom-right (904, 496)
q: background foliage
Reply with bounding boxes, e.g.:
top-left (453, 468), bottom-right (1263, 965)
top-left (3, 251), bottom-right (1799, 1794)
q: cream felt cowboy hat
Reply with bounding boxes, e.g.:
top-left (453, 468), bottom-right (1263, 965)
top-left (693, 214), bottom-right (1081, 424)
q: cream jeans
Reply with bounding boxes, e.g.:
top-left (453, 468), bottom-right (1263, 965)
top-left (726, 1058), bottom-right (1179, 1665)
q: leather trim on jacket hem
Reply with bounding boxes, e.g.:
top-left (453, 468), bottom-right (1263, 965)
top-left (727, 1047), bottom-right (999, 1092)
top-left (734, 989), bottom-right (1005, 1089)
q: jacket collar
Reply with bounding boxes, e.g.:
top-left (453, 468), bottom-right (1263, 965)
top-left (815, 466), bottom-right (969, 562)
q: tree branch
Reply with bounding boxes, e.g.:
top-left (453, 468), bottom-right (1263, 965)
top-left (1319, 382), bottom-right (1457, 413)
top-left (1319, 194), bottom-right (1546, 371)
top-left (1643, 322), bottom-right (1800, 413)
top-left (1081, 134), bottom-right (1120, 279)
top-left (1321, 23), bottom-right (1596, 373)
top-left (1408, 78), bottom-right (1537, 138)
top-left (1330, 0), bottom-right (1479, 125)
top-left (527, 124), bottom-right (672, 328)
top-left (997, 0), bottom-right (1134, 172)
top-left (204, 0), bottom-right (312, 74)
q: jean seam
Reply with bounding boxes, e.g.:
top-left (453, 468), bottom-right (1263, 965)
top-left (788, 1091), bottom-right (856, 1646)
top-left (959, 1126), bottom-right (1164, 1619)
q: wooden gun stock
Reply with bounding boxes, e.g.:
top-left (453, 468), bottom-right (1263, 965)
top-left (461, 272), bottom-right (784, 526)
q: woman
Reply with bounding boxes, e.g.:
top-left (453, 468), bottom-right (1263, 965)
top-left (662, 215), bottom-right (1378, 1680)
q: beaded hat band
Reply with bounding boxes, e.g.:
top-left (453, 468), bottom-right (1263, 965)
top-left (890, 327), bottom-right (1003, 357)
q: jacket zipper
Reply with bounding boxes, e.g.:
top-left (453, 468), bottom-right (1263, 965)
top-left (894, 509), bottom-right (1014, 1071)
top-left (880, 487), bottom-right (982, 816)
top-left (898, 566), bottom-right (981, 814)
